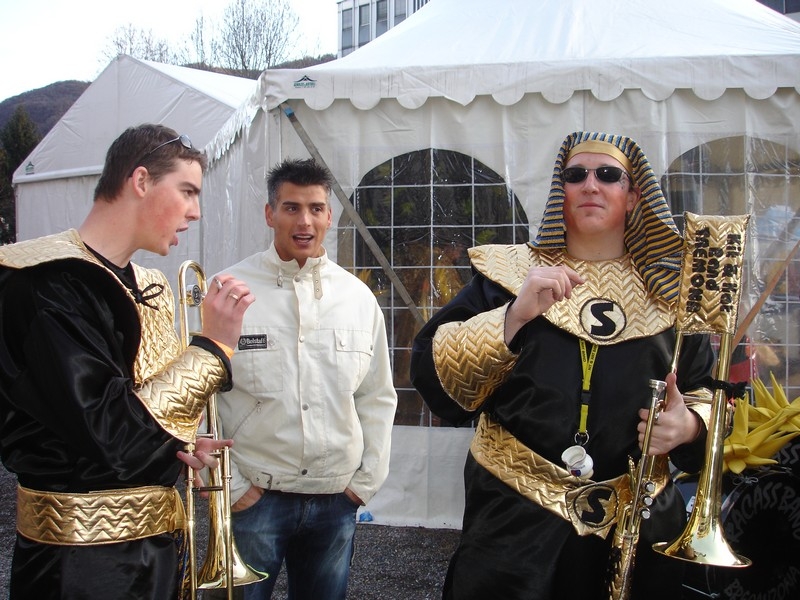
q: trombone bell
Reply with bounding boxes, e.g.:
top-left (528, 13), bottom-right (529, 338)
top-left (652, 335), bottom-right (750, 568)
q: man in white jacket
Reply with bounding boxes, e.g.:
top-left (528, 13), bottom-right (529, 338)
top-left (215, 158), bottom-right (397, 600)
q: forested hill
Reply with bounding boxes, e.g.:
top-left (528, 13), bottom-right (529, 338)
top-left (0, 81), bottom-right (90, 138)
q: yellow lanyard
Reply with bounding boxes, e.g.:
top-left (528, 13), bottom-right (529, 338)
top-left (577, 339), bottom-right (598, 445)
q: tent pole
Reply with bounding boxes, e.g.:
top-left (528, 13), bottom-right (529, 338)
top-left (280, 103), bottom-right (426, 327)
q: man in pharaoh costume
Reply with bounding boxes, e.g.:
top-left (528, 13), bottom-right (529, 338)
top-left (0, 124), bottom-right (253, 599)
top-left (411, 131), bottom-right (716, 600)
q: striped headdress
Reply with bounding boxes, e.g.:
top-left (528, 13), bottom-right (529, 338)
top-left (532, 131), bottom-right (683, 302)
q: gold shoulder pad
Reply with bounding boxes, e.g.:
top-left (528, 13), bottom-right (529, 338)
top-left (467, 244), bottom-right (534, 296)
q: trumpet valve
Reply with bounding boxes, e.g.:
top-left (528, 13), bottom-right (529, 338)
top-left (187, 284), bottom-right (205, 307)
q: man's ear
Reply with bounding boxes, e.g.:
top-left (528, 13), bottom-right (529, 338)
top-left (627, 187), bottom-right (641, 212)
top-left (130, 166), bottom-right (149, 198)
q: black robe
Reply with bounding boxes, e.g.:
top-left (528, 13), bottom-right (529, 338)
top-left (0, 254), bottom-right (218, 600)
top-left (411, 271), bottom-right (714, 600)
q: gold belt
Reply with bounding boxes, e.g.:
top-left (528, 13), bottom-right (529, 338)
top-left (17, 485), bottom-right (186, 545)
top-left (470, 414), bottom-right (651, 538)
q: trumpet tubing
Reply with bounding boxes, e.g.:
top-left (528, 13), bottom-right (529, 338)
top-left (607, 379), bottom-right (666, 600)
top-left (177, 260), bottom-right (267, 600)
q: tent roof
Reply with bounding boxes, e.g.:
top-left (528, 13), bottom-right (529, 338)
top-left (13, 55), bottom-right (258, 183)
top-left (262, 0), bottom-right (800, 110)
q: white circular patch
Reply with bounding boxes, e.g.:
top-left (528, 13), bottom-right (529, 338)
top-left (579, 298), bottom-right (627, 341)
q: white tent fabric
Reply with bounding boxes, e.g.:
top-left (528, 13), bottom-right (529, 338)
top-left (198, 0), bottom-right (800, 529)
top-left (12, 54), bottom-right (259, 274)
top-left (262, 0), bottom-right (800, 109)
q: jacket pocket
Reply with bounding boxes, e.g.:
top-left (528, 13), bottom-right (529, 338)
top-left (335, 329), bottom-right (374, 392)
top-left (233, 332), bottom-right (283, 395)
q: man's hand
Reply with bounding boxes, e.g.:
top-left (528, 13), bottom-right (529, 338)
top-left (344, 487), bottom-right (364, 506)
top-left (231, 484), bottom-right (265, 512)
top-left (638, 372), bottom-right (702, 455)
top-left (176, 437), bottom-right (233, 494)
top-left (505, 265), bottom-right (584, 343)
top-left (201, 274), bottom-right (255, 349)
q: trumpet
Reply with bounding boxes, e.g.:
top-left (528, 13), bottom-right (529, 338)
top-left (178, 260), bottom-right (268, 599)
top-left (606, 379), bottom-right (667, 600)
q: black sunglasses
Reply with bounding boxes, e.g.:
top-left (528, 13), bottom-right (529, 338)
top-left (562, 166), bottom-right (628, 184)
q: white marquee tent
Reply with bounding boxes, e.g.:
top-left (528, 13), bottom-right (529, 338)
top-left (11, 54), bottom-right (259, 273)
top-left (198, 0), bottom-right (800, 528)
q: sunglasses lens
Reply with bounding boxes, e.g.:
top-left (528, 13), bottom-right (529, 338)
top-left (562, 168), bottom-right (588, 183)
top-left (178, 134), bottom-right (193, 150)
top-left (562, 166), bottom-right (626, 184)
top-left (596, 167), bottom-right (624, 183)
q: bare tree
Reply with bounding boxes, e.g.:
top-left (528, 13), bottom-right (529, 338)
top-left (189, 14), bottom-right (209, 67)
top-left (211, 0), bottom-right (299, 73)
top-left (101, 24), bottom-right (182, 65)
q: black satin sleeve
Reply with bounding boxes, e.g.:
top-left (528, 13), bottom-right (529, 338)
top-left (0, 261), bottom-right (184, 492)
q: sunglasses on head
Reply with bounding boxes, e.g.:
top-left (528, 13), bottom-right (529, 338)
top-left (129, 134), bottom-right (193, 177)
top-left (142, 134), bottom-right (193, 159)
top-left (562, 166), bottom-right (628, 184)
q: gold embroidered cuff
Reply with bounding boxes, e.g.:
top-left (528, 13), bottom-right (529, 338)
top-left (17, 485), bottom-right (185, 546)
top-left (684, 387), bottom-right (713, 429)
top-left (136, 345), bottom-right (227, 442)
top-left (432, 305), bottom-right (517, 411)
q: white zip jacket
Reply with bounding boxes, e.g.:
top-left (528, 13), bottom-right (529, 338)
top-left (216, 244), bottom-right (397, 505)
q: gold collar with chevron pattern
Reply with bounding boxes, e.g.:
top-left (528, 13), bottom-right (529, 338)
top-left (468, 244), bottom-right (675, 344)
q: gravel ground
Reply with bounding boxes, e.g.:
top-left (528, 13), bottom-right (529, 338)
top-left (0, 466), bottom-right (460, 599)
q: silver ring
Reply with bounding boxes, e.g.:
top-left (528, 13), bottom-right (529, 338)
top-left (228, 293), bottom-right (240, 302)
top-left (213, 277), bottom-right (223, 290)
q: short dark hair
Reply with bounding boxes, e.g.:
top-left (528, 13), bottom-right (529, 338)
top-left (267, 158), bottom-right (334, 209)
top-left (94, 124), bottom-right (207, 202)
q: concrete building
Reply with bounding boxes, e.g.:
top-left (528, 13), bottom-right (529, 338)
top-left (337, 0), bottom-right (429, 57)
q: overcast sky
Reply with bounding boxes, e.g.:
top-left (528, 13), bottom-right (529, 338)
top-left (0, 0), bottom-right (338, 102)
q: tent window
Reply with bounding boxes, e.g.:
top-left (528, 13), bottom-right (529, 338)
top-left (337, 148), bottom-right (529, 427)
top-left (662, 136), bottom-right (800, 399)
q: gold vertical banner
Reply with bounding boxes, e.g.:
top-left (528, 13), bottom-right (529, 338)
top-left (675, 212), bottom-right (750, 335)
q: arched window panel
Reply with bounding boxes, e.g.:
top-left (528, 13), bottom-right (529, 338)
top-left (663, 136), bottom-right (800, 400)
top-left (338, 148), bottom-right (529, 426)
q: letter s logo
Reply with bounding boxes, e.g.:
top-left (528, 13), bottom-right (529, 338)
top-left (580, 298), bottom-right (626, 341)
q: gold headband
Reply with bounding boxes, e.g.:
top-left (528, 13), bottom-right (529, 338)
top-left (566, 141), bottom-right (633, 175)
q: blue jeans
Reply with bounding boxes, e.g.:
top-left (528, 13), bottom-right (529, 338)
top-left (231, 490), bottom-right (358, 600)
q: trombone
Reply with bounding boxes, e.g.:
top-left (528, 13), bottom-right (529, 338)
top-left (178, 260), bottom-right (268, 599)
top-left (651, 213), bottom-right (752, 568)
top-left (608, 213), bottom-right (751, 599)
